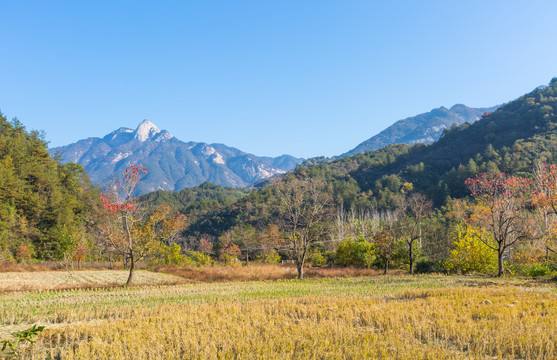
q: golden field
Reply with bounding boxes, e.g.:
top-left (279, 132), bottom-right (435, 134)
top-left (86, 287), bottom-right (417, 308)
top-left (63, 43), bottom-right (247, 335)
top-left (1, 272), bottom-right (556, 359)
top-left (0, 270), bottom-right (183, 292)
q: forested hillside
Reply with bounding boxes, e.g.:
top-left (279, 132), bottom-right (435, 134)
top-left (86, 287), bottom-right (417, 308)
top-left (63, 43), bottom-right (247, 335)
top-left (350, 78), bottom-right (557, 205)
top-left (0, 115), bottom-right (100, 262)
top-left (139, 182), bottom-right (251, 218)
top-left (185, 78), bottom-right (557, 237)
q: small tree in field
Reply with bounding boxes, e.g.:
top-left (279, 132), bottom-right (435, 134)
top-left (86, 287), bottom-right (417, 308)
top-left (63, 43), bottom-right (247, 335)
top-left (274, 176), bottom-right (332, 279)
top-left (394, 193), bottom-right (432, 275)
top-left (465, 172), bottom-right (532, 277)
top-left (100, 165), bottom-right (187, 285)
top-left (373, 229), bottom-right (402, 275)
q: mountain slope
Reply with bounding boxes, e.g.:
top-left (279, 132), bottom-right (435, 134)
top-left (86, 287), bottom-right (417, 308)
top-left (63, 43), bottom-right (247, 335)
top-left (348, 79), bottom-right (557, 204)
top-left (51, 120), bottom-right (303, 194)
top-left (341, 104), bottom-right (499, 157)
top-left (183, 78), bottom-right (557, 236)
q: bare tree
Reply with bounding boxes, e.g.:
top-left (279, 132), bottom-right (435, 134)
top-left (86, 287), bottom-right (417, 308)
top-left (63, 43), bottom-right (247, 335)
top-left (394, 193), bottom-right (432, 275)
top-left (274, 176), bottom-right (332, 279)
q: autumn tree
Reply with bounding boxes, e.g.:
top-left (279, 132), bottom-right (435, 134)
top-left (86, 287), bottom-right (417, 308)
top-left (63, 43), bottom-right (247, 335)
top-left (465, 172), bottom-right (532, 277)
top-left (394, 193), bottom-right (432, 275)
top-left (274, 176), bottom-right (332, 279)
top-left (100, 165), bottom-right (187, 285)
top-left (532, 163), bottom-right (557, 259)
top-left (373, 229), bottom-right (402, 275)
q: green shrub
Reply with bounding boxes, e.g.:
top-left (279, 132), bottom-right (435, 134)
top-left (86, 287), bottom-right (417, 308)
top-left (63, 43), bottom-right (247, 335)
top-left (153, 243), bottom-right (189, 266)
top-left (307, 250), bottom-right (326, 267)
top-left (336, 237), bottom-right (375, 268)
top-left (256, 249), bottom-right (281, 263)
top-left (414, 260), bottom-right (435, 274)
top-left (323, 250), bottom-right (337, 265)
top-left (523, 263), bottom-right (551, 277)
top-left (188, 251), bottom-right (214, 266)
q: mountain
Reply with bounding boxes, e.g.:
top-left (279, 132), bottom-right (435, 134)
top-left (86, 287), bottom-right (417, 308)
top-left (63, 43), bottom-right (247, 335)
top-left (184, 78), bottom-right (557, 236)
top-left (340, 104), bottom-right (499, 158)
top-left (50, 120), bottom-right (303, 194)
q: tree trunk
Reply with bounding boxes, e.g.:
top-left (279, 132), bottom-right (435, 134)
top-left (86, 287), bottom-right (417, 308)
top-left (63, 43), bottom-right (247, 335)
top-left (126, 254), bottom-right (135, 286)
top-left (409, 242), bottom-right (414, 275)
top-left (383, 258), bottom-right (389, 275)
top-left (297, 260), bottom-right (304, 280)
top-left (497, 249), bottom-right (504, 277)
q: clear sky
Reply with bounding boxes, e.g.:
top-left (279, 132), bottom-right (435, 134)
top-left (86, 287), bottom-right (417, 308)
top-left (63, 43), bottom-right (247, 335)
top-left (1, 1), bottom-right (557, 158)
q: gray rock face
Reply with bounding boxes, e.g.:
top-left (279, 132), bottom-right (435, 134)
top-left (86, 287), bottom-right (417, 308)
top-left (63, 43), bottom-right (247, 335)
top-left (340, 104), bottom-right (499, 158)
top-left (50, 120), bottom-right (303, 194)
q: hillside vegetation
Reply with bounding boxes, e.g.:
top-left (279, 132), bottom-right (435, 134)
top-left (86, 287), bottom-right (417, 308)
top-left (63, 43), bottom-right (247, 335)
top-left (0, 115), bottom-right (100, 262)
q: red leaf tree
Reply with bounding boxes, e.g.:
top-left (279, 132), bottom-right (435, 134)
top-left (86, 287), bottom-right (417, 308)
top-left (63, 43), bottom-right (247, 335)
top-left (465, 172), bottom-right (532, 276)
top-left (100, 165), bottom-right (187, 285)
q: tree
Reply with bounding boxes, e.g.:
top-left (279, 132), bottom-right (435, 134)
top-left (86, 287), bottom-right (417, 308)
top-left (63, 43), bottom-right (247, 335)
top-left (373, 229), bottom-right (402, 275)
top-left (465, 172), bottom-right (532, 276)
top-left (394, 193), bottom-right (432, 275)
top-left (100, 165), bottom-right (187, 285)
top-left (274, 176), bottom-right (332, 279)
top-left (532, 163), bottom-right (557, 259)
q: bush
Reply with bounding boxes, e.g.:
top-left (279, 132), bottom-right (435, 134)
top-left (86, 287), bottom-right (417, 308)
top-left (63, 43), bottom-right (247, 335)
top-left (188, 251), bottom-right (214, 266)
top-left (323, 251), bottom-right (337, 265)
top-left (336, 237), bottom-right (375, 268)
top-left (448, 226), bottom-right (497, 274)
top-left (523, 263), bottom-right (551, 277)
top-left (307, 250), bottom-right (326, 267)
top-left (256, 249), bottom-right (281, 264)
top-left (15, 244), bottom-right (35, 264)
top-left (414, 260), bottom-right (435, 274)
top-left (219, 253), bottom-right (240, 265)
top-left (152, 243), bottom-right (189, 266)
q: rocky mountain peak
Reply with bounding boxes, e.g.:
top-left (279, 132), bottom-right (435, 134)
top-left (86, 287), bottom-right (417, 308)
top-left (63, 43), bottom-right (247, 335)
top-left (134, 120), bottom-right (161, 141)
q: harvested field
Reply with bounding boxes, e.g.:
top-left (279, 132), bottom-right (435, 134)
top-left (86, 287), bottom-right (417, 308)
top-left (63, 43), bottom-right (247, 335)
top-left (1, 275), bottom-right (556, 359)
top-left (0, 270), bottom-right (183, 292)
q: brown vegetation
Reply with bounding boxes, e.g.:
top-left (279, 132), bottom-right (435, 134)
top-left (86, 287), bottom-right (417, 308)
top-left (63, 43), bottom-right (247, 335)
top-left (156, 264), bottom-right (400, 282)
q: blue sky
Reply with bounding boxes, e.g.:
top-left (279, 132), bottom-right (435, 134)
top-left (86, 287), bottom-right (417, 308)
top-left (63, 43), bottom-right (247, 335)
top-left (1, 1), bottom-right (557, 158)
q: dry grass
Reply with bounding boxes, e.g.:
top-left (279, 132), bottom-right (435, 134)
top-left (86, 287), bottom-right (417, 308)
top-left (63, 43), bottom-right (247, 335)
top-left (0, 270), bottom-right (184, 292)
top-left (156, 263), bottom-right (397, 282)
top-left (1, 275), bottom-right (555, 359)
top-left (0, 261), bottom-right (132, 272)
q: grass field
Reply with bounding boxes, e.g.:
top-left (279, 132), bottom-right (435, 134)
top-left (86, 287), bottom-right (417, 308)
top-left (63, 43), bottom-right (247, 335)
top-left (0, 270), bottom-right (184, 292)
top-left (1, 273), bottom-right (556, 359)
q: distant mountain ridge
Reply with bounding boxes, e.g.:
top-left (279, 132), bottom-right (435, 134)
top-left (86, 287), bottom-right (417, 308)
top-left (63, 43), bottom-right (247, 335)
top-left (50, 120), bottom-right (303, 194)
top-left (341, 104), bottom-right (499, 158)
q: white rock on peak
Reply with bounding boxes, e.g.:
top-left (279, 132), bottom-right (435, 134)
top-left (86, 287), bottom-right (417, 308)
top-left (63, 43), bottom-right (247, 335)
top-left (134, 120), bottom-right (161, 141)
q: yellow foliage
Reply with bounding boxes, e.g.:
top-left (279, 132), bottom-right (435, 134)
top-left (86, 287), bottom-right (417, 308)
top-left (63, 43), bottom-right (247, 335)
top-left (449, 225), bottom-right (497, 274)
